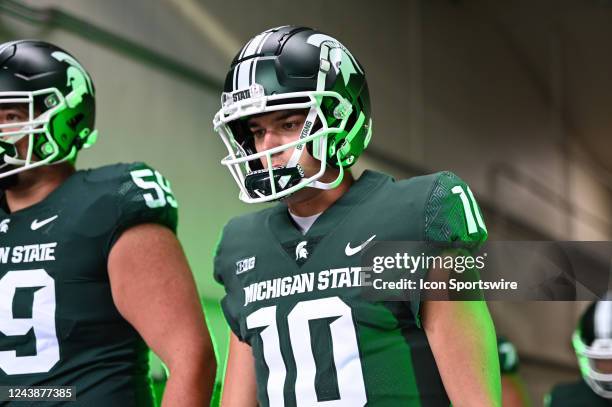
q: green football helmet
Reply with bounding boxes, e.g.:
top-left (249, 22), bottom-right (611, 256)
top-left (0, 40), bottom-right (97, 179)
top-left (574, 299), bottom-right (612, 398)
top-left (213, 26), bottom-right (372, 203)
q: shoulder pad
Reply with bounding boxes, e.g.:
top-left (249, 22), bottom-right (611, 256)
top-left (103, 162), bottom-right (179, 253)
top-left (424, 171), bottom-right (487, 249)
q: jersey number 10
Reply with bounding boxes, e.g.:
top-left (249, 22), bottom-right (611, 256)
top-left (452, 185), bottom-right (487, 235)
top-left (247, 296), bottom-right (367, 406)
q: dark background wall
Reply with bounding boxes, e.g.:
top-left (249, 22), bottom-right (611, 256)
top-left (2, 0), bottom-right (611, 403)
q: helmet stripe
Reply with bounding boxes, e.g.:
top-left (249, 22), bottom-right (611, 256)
top-left (250, 57), bottom-right (259, 86)
top-left (256, 29), bottom-right (275, 54)
top-left (234, 29), bottom-right (276, 91)
top-left (249, 29), bottom-right (276, 88)
top-left (238, 37), bottom-right (255, 60)
top-left (0, 41), bottom-right (23, 60)
top-left (236, 59), bottom-right (253, 90)
top-left (243, 32), bottom-right (267, 57)
top-left (233, 36), bottom-right (255, 89)
top-left (595, 301), bottom-right (612, 339)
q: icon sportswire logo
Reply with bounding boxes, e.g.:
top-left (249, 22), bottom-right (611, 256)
top-left (31, 215), bottom-right (59, 231)
top-left (345, 234), bottom-right (376, 256)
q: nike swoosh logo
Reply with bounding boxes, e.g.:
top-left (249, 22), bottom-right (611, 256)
top-left (31, 215), bottom-right (59, 231)
top-left (345, 234), bottom-right (376, 256)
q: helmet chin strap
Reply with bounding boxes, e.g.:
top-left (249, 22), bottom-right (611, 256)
top-left (278, 105), bottom-right (319, 189)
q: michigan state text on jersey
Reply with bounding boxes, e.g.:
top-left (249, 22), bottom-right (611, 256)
top-left (0, 163), bottom-right (176, 405)
top-left (0, 40), bottom-right (215, 406)
top-left (213, 26), bottom-right (501, 406)
top-left (216, 170), bottom-right (491, 406)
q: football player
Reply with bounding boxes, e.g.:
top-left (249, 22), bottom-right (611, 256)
top-left (546, 300), bottom-right (612, 406)
top-left (213, 26), bottom-right (500, 406)
top-left (0, 40), bottom-right (215, 405)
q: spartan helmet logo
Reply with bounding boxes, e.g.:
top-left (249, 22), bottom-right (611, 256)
top-left (0, 219), bottom-right (10, 233)
top-left (295, 241), bottom-right (309, 260)
top-left (51, 51), bottom-right (94, 108)
top-left (306, 33), bottom-right (363, 86)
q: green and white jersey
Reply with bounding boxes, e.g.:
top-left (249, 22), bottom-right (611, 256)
top-left (214, 170), bottom-right (487, 407)
top-left (0, 162), bottom-right (177, 406)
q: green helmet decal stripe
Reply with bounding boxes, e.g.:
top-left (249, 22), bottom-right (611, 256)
top-left (573, 330), bottom-right (591, 377)
top-left (339, 111), bottom-right (365, 156)
top-left (51, 51), bottom-right (95, 105)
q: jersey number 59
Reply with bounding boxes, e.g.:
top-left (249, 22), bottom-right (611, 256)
top-left (130, 168), bottom-right (178, 209)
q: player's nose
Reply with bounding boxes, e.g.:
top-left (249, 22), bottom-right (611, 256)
top-left (260, 130), bottom-right (282, 151)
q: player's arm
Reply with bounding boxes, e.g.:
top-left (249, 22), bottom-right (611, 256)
top-left (108, 223), bottom-right (216, 406)
top-left (221, 332), bottom-right (258, 407)
top-left (502, 373), bottom-right (531, 407)
top-left (214, 221), bottom-right (257, 406)
top-left (419, 172), bottom-right (498, 405)
top-left (422, 299), bottom-right (501, 407)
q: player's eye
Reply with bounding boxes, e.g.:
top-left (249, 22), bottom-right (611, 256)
top-left (282, 121), bottom-right (300, 131)
top-left (4, 113), bottom-right (23, 123)
top-left (250, 128), bottom-right (265, 139)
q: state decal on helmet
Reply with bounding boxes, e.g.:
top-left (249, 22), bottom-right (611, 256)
top-left (213, 26), bottom-right (372, 203)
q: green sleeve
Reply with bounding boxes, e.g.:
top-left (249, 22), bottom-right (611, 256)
top-left (410, 172), bottom-right (488, 324)
top-left (424, 171), bottom-right (488, 250)
top-left (108, 162), bottom-right (179, 252)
